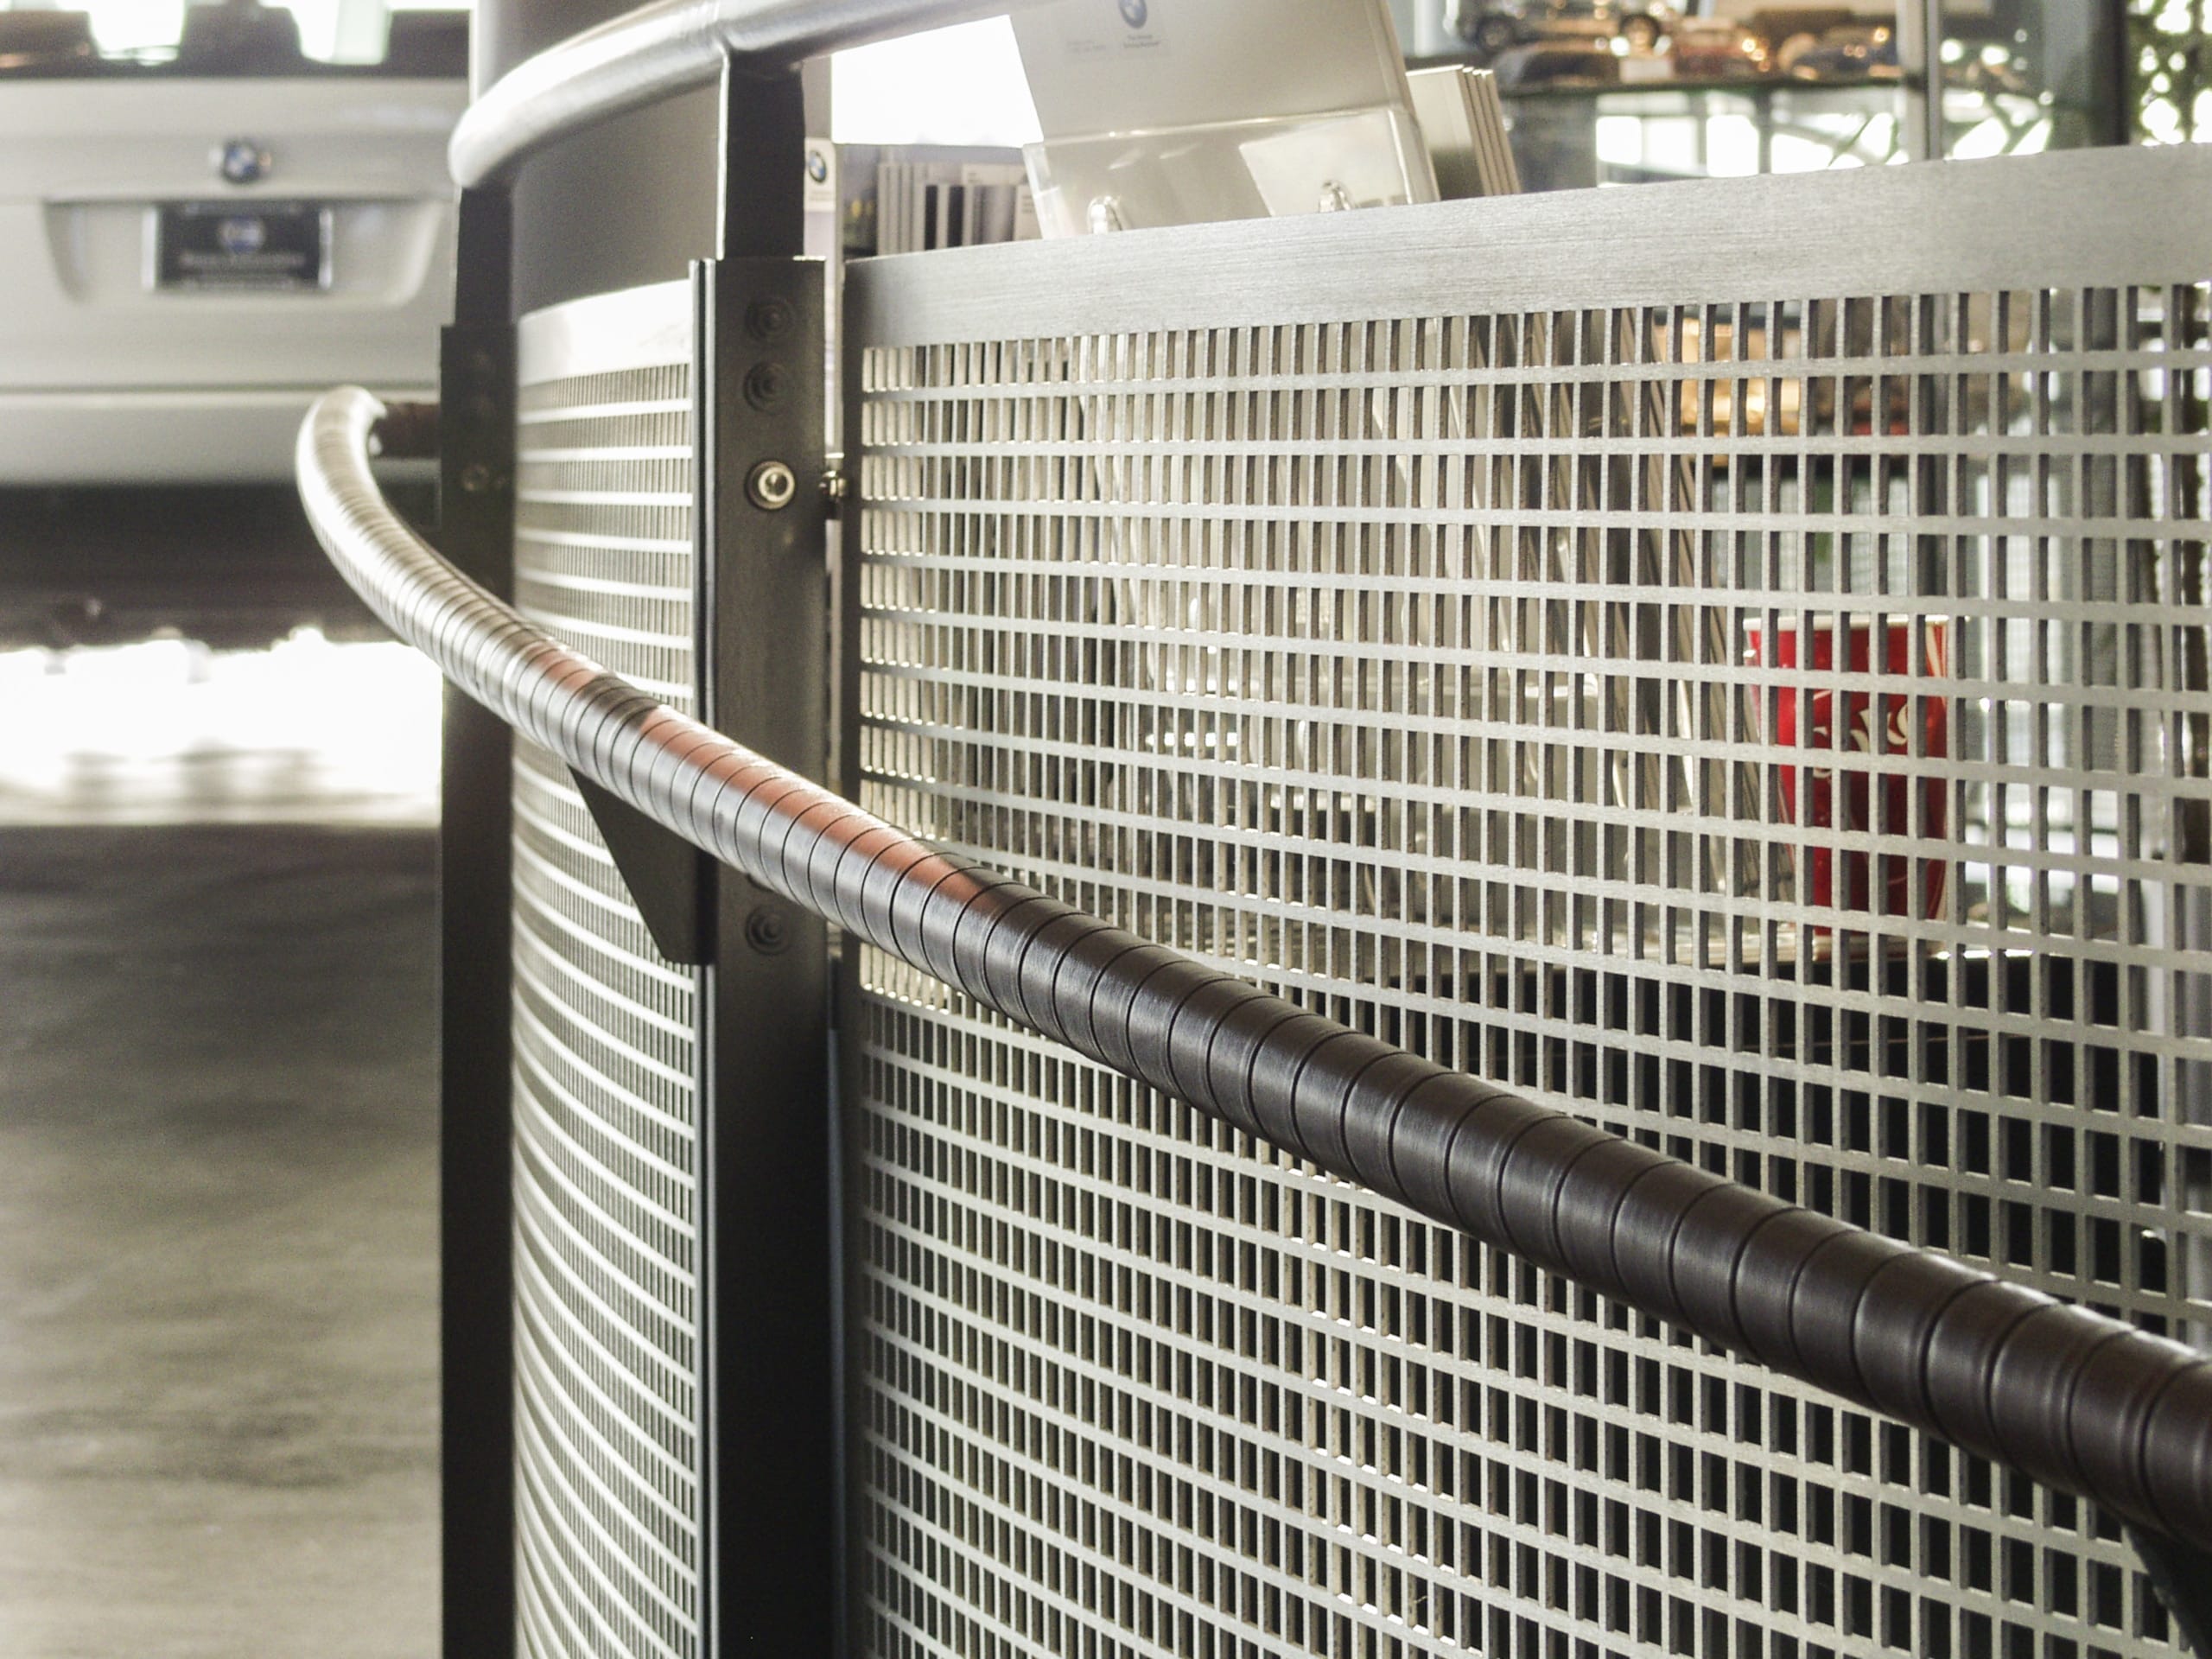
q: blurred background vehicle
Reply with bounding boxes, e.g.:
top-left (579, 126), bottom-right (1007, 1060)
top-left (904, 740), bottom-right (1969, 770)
top-left (1780, 18), bottom-right (1899, 77)
top-left (1399, 1), bottom-right (2146, 191)
top-left (1491, 37), bottom-right (1626, 86)
top-left (1443, 0), bottom-right (1672, 57)
top-left (1668, 16), bottom-right (1770, 77)
top-left (0, 0), bottom-right (465, 488)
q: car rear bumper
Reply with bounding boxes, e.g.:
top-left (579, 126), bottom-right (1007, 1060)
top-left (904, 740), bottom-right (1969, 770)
top-left (0, 386), bottom-right (435, 485)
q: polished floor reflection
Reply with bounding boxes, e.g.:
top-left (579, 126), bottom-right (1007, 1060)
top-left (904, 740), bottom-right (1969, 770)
top-left (0, 631), bottom-right (439, 827)
top-left (0, 825), bottom-right (438, 1659)
top-left (0, 531), bottom-right (441, 1654)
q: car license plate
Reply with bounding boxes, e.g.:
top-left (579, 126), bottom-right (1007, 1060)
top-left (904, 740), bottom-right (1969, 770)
top-left (155, 201), bottom-right (328, 290)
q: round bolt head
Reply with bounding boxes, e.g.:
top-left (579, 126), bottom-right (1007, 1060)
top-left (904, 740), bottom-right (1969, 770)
top-left (747, 461), bottom-right (798, 512)
top-left (746, 299), bottom-right (795, 341)
top-left (744, 906), bottom-right (791, 954)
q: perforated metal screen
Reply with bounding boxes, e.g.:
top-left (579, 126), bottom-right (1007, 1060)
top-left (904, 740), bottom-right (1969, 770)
top-left (510, 284), bottom-right (704, 1659)
top-left (843, 149), bottom-right (2212, 1658)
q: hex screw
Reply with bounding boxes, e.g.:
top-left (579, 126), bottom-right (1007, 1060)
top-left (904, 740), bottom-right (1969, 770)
top-left (460, 461), bottom-right (493, 493)
top-left (744, 906), bottom-right (790, 954)
top-left (743, 362), bottom-right (789, 411)
top-left (747, 460), bottom-right (798, 512)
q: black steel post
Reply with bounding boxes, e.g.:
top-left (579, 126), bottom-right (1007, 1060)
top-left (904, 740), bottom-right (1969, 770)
top-left (696, 55), bottom-right (838, 1656)
top-left (437, 184), bottom-right (518, 1659)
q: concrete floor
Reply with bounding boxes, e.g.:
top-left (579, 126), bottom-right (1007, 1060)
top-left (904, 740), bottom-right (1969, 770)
top-left (0, 825), bottom-right (438, 1657)
top-left (0, 484), bottom-right (442, 1651)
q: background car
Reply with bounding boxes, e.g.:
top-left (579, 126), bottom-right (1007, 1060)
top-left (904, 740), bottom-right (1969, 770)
top-left (1781, 21), bottom-right (1900, 80)
top-left (1444, 0), bottom-right (1670, 58)
top-left (1668, 17), bottom-right (1769, 79)
top-left (1490, 38), bottom-right (1625, 88)
top-left (0, 0), bottom-right (466, 486)
top-left (1737, 5), bottom-right (1856, 60)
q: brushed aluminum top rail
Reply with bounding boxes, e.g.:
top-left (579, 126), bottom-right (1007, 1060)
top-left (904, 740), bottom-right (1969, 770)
top-left (300, 381), bottom-right (2212, 1554)
top-left (450, 0), bottom-right (1039, 188)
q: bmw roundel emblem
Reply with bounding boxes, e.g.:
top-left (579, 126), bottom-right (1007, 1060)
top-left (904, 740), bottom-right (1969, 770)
top-left (216, 138), bottom-right (270, 185)
top-left (1118, 0), bottom-right (1147, 27)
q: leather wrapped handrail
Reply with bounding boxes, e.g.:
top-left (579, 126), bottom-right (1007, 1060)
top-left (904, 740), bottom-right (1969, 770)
top-left (450, 0), bottom-right (1044, 188)
top-left (300, 385), bottom-right (2212, 1552)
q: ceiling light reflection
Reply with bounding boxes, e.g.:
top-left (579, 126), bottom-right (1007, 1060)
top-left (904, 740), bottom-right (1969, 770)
top-left (0, 629), bottom-right (440, 827)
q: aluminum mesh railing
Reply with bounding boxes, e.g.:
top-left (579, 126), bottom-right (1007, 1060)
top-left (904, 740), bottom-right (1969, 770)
top-left (836, 143), bottom-right (2212, 1655)
top-left (391, 7), bottom-right (2212, 1653)
top-left (298, 382), bottom-right (2212, 1568)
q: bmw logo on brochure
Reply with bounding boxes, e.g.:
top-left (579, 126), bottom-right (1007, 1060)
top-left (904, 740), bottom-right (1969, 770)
top-left (1119, 0), bottom-right (1147, 28)
top-left (217, 138), bottom-right (269, 185)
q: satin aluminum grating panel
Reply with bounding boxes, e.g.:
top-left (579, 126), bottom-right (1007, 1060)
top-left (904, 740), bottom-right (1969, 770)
top-left (512, 286), bottom-right (703, 1659)
top-left (846, 155), bottom-right (2212, 1659)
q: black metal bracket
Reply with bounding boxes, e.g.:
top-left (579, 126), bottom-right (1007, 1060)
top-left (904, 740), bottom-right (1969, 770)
top-left (569, 772), bottom-right (711, 964)
top-left (553, 53), bottom-right (814, 972)
top-left (2131, 1523), bottom-right (2212, 1658)
top-left (695, 54), bottom-right (837, 1659)
top-left (715, 57), bottom-right (805, 261)
top-left (695, 242), bottom-right (836, 1656)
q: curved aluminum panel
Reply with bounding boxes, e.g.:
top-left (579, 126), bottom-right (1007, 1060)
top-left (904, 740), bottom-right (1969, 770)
top-left (301, 381), bottom-right (2212, 1554)
top-left (505, 286), bottom-right (705, 1659)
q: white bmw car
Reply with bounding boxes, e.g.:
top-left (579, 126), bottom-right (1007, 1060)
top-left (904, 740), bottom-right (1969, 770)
top-left (0, 0), bottom-right (466, 485)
